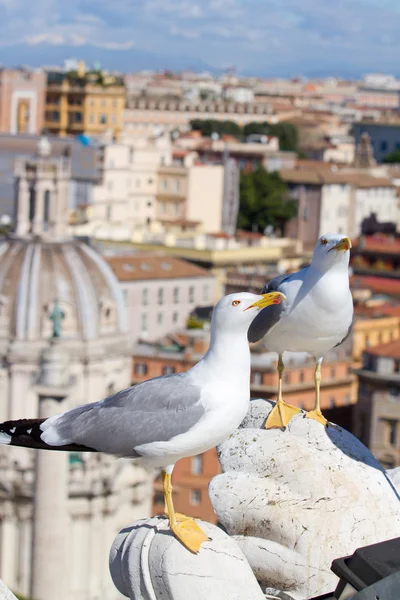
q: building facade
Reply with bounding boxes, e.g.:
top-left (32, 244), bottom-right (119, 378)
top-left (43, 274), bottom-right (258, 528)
top-left (124, 97), bottom-right (272, 138)
top-left (0, 68), bottom-right (46, 135)
top-left (355, 341), bottom-right (400, 468)
top-left (106, 255), bottom-right (216, 345)
top-left (45, 68), bottom-right (125, 139)
top-left (283, 166), bottom-right (399, 249)
top-left (353, 121), bottom-right (400, 163)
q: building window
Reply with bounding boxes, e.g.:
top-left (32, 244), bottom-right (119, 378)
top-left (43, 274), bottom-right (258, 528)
top-left (253, 372), bottom-right (262, 385)
top-left (108, 180), bottom-right (113, 191)
top-left (284, 372), bottom-right (290, 385)
top-left (111, 114), bottom-right (117, 124)
top-left (101, 99), bottom-right (107, 108)
top-left (344, 394), bottom-right (351, 406)
top-left (158, 288), bottom-right (164, 305)
top-left (100, 114), bottom-right (107, 124)
top-left (160, 201), bottom-right (166, 214)
top-left (189, 286), bottom-right (195, 302)
top-left (122, 289), bottom-right (128, 306)
top-left (172, 311), bottom-right (178, 324)
top-left (203, 285), bottom-right (209, 303)
top-left (106, 205), bottom-right (112, 221)
top-left (162, 365), bottom-right (176, 375)
top-left (173, 287), bottom-right (179, 304)
top-left (380, 141), bottom-right (388, 152)
top-left (331, 367), bottom-right (336, 378)
top-left (141, 313), bottom-right (148, 332)
top-left (135, 363), bottom-right (148, 375)
top-left (162, 178), bottom-right (168, 190)
top-left (43, 190), bottom-right (50, 231)
top-left (191, 455), bottom-right (203, 475)
top-left (154, 492), bottom-right (164, 505)
top-left (89, 113), bottom-right (94, 124)
top-left (385, 419), bottom-right (397, 446)
top-left (175, 179), bottom-right (181, 192)
top-left (329, 397), bottom-right (335, 408)
top-left (142, 288), bottom-right (149, 306)
top-left (190, 490), bottom-right (201, 505)
top-left (157, 312), bottom-right (163, 325)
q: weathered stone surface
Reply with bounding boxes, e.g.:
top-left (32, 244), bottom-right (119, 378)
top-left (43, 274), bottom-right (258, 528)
top-left (209, 399), bottom-right (400, 599)
top-left (109, 516), bottom-right (265, 600)
top-left (0, 580), bottom-right (18, 600)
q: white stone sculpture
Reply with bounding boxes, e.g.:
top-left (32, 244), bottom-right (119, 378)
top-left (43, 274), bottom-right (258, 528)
top-left (109, 516), bottom-right (265, 600)
top-left (209, 399), bottom-right (400, 599)
top-left (0, 580), bottom-right (17, 600)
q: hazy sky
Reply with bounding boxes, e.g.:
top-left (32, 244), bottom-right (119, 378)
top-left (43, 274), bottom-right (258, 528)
top-left (0, 0), bottom-right (399, 76)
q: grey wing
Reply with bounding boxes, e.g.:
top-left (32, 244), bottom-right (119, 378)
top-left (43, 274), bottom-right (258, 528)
top-left (247, 273), bottom-right (290, 344)
top-left (334, 320), bottom-right (353, 348)
top-left (41, 373), bottom-right (204, 457)
top-left (261, 272), bottom-right (293, 294)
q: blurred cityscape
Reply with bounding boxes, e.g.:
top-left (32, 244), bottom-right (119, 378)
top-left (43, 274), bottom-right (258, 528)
top-left (0, 59), bottom-right (400, 599)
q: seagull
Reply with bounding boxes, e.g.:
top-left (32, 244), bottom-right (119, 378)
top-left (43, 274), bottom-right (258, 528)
top-left (248, 233), bottom-right (353, 429)
top-left (0, 290), bottom-right (285, 554)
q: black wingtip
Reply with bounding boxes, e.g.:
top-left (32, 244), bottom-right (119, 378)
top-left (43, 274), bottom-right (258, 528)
top-left (0, 418), bottom-right (97, 452)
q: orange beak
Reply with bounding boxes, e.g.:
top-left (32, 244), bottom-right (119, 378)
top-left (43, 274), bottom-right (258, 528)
top-left (245, 292), bottom-right (286, 311)
top-left (328, 237), bottom-right (352, 253)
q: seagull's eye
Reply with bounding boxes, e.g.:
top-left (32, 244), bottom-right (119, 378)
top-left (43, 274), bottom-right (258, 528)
top-left (320, 238), bottom-right (328, 246)
top-left (232, 300), bottom-right (241, 306)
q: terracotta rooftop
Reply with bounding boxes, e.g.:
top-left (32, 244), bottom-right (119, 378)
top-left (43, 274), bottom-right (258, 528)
top-left (365, 339), bottom-right (400, 359)
top-left (280, 168), bottom-right (394, 188)
top-left (105, 255), bottom-right (211, 282)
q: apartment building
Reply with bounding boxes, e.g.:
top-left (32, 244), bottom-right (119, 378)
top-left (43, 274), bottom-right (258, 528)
top-left (0, 68), bottom-right (46, 135)
top-left (157, 159), bottom-right (240, 235)
top-left (355, 340), bottom-right (400, 468)
top-left (106, 255), bottom-right (216, 345)
top-left (124, 97), bottom-right (272, 138)
top-left (282, 164), bottom-right (398, 249)
top-left (45, 67), bottom-right (125, 139)
top-left (353, 120), bottom-right (400, 163)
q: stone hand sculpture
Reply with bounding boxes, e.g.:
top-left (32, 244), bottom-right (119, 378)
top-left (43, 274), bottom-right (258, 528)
top-left (209, 399), bottom-right (400, 600)
top-left (109, 516), bottom-right (265, 600)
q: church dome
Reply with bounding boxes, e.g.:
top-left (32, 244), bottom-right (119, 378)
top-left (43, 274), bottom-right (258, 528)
top-left (0, 237), bottom-right (127, 341)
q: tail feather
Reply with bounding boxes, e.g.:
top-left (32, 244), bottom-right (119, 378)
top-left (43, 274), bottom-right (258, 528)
top-left (0, 418), bottom-right (97, 452)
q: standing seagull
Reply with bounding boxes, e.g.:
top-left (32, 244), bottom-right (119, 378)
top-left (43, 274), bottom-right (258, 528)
top-left (0, 291), bottom-right (284, 553)
top-left (248, 233), bottom-right (353, 429)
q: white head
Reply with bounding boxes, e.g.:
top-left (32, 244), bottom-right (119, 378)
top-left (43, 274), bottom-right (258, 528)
top-left (211, 291), bottom-right (285, 337)
top-left (311, 233), bottom-right (352, 272)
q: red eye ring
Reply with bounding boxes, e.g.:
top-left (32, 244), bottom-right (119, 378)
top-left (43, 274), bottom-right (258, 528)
top-left (232, 300), bottom-right (241, 306)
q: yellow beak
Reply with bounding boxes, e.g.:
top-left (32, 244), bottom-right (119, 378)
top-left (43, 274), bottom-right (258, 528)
top-left (245, 292), bottom-right (286, 311)
top-left (328, 237), bottom-right (352, 253)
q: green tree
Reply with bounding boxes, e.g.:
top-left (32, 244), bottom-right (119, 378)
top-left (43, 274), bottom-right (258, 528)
top-left (190, 119), bottom-right (242, 138)
top-left (243, 121), bottom-right (298, 151)
top-left (238, 166), bottom-right (297, 235)
top-left (383, 149), bottom-right (400, 163)
top-left (242, 121), bottom-right (270, 137)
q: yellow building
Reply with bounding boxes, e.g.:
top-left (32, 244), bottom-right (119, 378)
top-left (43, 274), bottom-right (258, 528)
top-left (45, 67), bottom-right (125, 139)
top-left (353, 313), bottom-right (400, 366)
